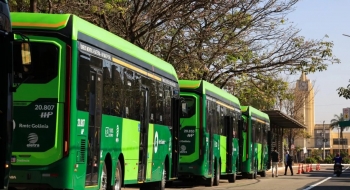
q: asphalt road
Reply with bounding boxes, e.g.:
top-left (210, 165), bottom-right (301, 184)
top-left (122, 164), bottom-right (350, 190)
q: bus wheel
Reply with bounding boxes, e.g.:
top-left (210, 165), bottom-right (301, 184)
top-left (204, 176), bottom-right (214, 187)
top-left (213, 162), bottom-right (220, 186)
top-left (100, 162), bottom-right (108, 190)
top-left (247, 172), bottom-right (254, 179)
top-left (228, 173), bottom-right (236, 183)
top-left (154, 164), bottom-right (166, 190)
top-left (260, 170), bottom-right (266, 177)
top-left (114, 161), bottom-right (122, 190)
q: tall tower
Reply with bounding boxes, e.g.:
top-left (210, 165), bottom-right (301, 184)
top-left (294, 73), bottom-right (315, 148)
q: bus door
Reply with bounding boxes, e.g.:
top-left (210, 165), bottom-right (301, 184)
top-left (207, 106), bottom-right (214, 175)
top-left (85, 69), bottom-right (103, 186)
top-left (138, 86), bottom-right (150, 182)
top-left (171, 96), bottom-right (180, 177)
top-left (250, 119), bottom-right (256, 173)
top-left (225, 116), bottom-right (233, 173)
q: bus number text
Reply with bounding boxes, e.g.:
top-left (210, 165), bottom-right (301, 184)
top-left (35, 105), bottom-right (55, 111)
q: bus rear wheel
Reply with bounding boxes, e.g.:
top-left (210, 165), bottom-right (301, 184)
top-left (228, 173), bottom-right (236, 183)
top-left (114, 161), bottom-right (122, 190)
top-left (101, 162), bottom-right (108, 190)
top-left (152, 163), bottom-right (166, 190)
top-left (213, 163), bottom-right (220, 186)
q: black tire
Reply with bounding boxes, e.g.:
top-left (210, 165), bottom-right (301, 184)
top-left (247, 172), bottom-right (254, 179)
top-left (153, 164), bottom-right (166, 190)
top-left (228, 173), bottom-right (236, 183)
top-left (100, 162), bottom-right (108, 190)
top-left (205, 176), bottom-right (214, 187)
top-left (113, 160), bottom-right (122, 190)
top-left (213, 162), bottom-right (220, 186)
top-left (253, 171), bottom-right (257, 179)
top-left (260, 170), bottom-right (266, 177)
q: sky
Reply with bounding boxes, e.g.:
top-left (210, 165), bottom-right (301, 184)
top-left (287, 0), bottom-right (350, 125)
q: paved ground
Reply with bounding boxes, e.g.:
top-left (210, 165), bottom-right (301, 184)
top-left (122, 164), bottom-right (350, 190)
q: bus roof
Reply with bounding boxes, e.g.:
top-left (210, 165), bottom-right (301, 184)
top-left (241, 106), bottom-right (270, 123)
top-left (10, 12), bottom-right (178, 81)
top-left (179, 80), bottom-right (240, 110)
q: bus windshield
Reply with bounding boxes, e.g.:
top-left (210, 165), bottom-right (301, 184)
top-left (181, 96), bottom-right (196, 118)
top-left (13, 42), bottom-right (58, 84)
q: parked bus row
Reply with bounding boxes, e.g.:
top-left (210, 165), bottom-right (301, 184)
top-left (8, 12), bottom-right (271, 190)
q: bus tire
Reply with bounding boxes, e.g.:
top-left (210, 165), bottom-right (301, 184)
top-left (213, 162), bottom-right (220, 186)
top-left (228, 173), bottom-right (236, 183)
top-left (205, 176), bottom-right (214, 187)
top-left (247, 172), bottom-right (254, 179)
top-left (154, 164), bottom-right (166, 190)
top-left (260, 170), bottom-right (266, 177)
top-left (113, 160), bottom-right (122, 190)
top-left (101, 161), bottom-right (108, 190)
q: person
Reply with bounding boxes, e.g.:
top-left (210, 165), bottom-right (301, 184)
top-left (284, 151), bottom-right (293, 176)
top-left (333, 153), bottom-right (342, 172)
top-left (270, 147), bottom-right (279, 177)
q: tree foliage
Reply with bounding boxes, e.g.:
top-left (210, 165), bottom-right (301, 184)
top-left (337, 84), bottom-right (350, 100)
top-left (9, 0), bottom-right (340, 109)
top-left (330, 113), bottom-right (349, 150)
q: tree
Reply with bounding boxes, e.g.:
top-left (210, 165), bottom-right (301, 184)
top-left (330, 113), bottom-right (349, 150)
top-left (9, 0), bottom-right (340, 108)
top-left (337, 84), bottom-right (350, 99)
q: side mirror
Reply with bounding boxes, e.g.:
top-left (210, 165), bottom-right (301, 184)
top-left (13, 42), bottom-right (32, 75)
top-left (181, 102), bottom-right (187, 115)
top-left (12, 32), bottom-right (32, 74)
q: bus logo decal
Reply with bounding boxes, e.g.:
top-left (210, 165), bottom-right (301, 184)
top-left (154, 131), bottom-right (159, 153)
top-left (77, 119), bottom-right (85, 127)
top-left (27, 133), bottom-right (40, 148)
top-left (40, 112), bottom-right (53, 118)
top-left (105, 127), bottom-right (114, 137)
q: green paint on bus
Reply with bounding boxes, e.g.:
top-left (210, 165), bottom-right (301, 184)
top-left (179, 80), bottom-right (241, 186)
top-left (239, 106), bottom-right (270, 178)
top-left (10, 12), bottom-right (180, 190)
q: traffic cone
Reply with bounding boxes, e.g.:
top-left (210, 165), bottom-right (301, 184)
top-left (310, 164), bottom-right (313, 172)
top-left (297, 164), bottom-right (302, 174)
top-left (302, 164), bottom-right (305, 173)
top-left (306, 164), bottom-right (309, 172)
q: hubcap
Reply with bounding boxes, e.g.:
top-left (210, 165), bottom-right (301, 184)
top-left (101, 165), bottom-right (107, 190)
top-left (114, 165), bottom-right (121, 190)
top-left (161, 168), bottom-right (166, 188)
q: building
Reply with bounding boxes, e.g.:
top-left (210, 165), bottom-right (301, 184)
top-left (294, 73), bottom-right (350, 158)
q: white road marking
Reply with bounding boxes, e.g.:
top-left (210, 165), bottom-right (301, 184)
top-left (303, 177), bottom-right (331, 190)
top-left (303, 166), bottom-right (349, 190)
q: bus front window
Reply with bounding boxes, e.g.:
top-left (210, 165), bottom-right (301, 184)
top-left (181, 96), bottom-right (196, 118)
top-left (13, 42), bottom-right (58, 84)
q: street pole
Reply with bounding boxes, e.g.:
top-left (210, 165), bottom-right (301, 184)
top-left (338, 126), bottom-right (340, 154)
top-left (323, 121), bottom-right (325, 160)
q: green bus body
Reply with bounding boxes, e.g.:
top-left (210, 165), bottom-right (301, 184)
top-left (9, 12), bottom-right (180, 190)
top-left (239, 106), bottom-right (270, 178)
top-left (179, 80), bottom-right (241, 185)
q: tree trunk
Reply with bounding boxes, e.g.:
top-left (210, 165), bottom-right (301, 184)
top-left (30, 0), bottom-right (37, 12)
top-left (341, 128), bottom-right (344, 151)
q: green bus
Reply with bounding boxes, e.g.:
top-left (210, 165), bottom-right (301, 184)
top-left (179, 80), bottom-right (241, 186)
top-left (239, 106), bottom-right (270, 179)
top-left (9, 12), bottom-right (181, 190)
